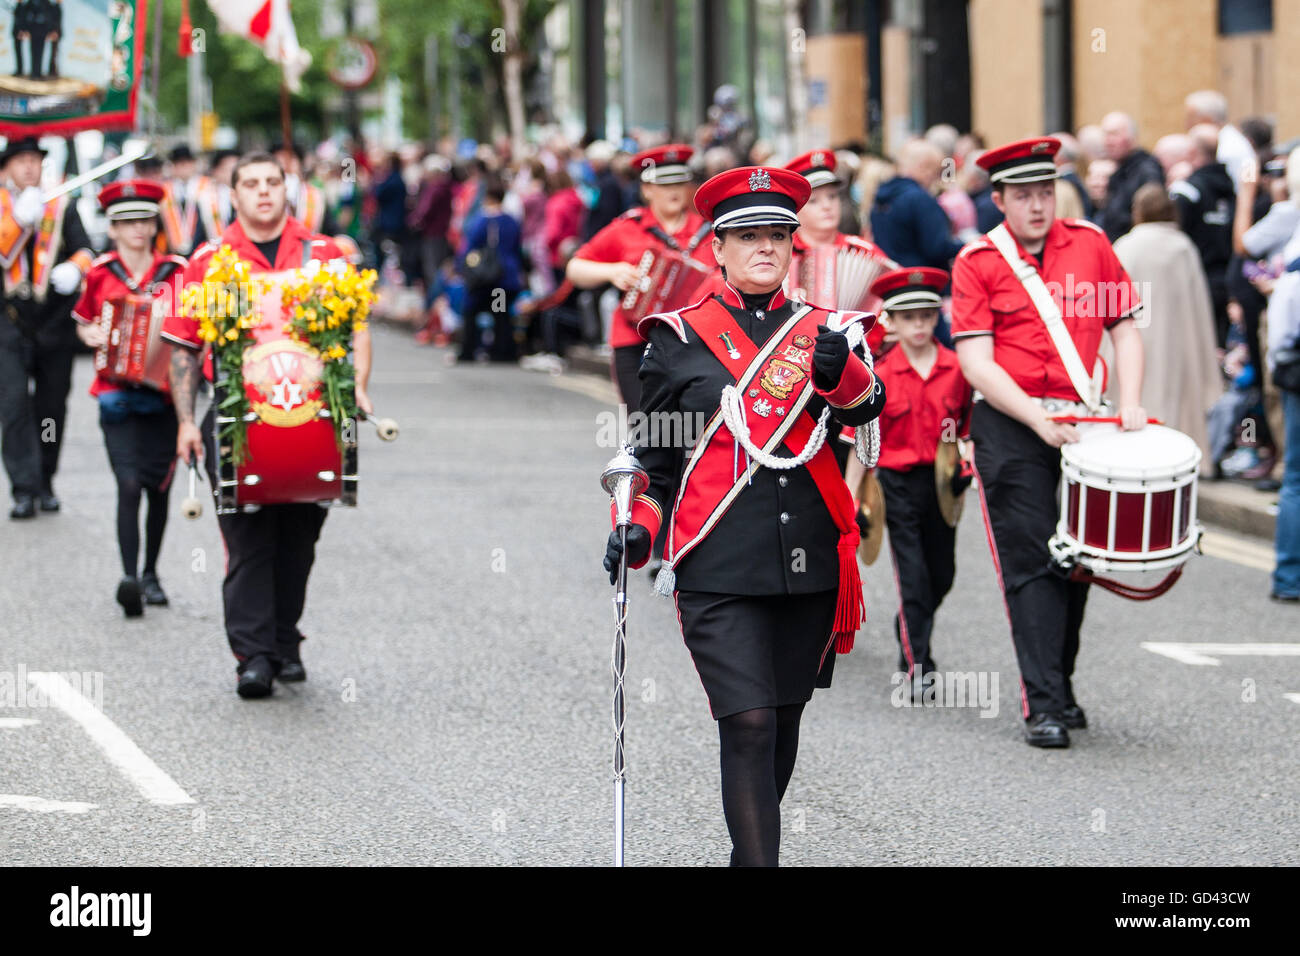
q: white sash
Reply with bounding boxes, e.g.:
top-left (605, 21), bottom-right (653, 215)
top-left (986, 223), bottom-right (1103, 411)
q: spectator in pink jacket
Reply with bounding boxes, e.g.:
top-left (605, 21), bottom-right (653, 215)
top-left (543, 169), bottom-right (586, 286)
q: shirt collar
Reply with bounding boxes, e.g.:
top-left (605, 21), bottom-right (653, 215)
top-left (719, 278), bottom-right (786, 311)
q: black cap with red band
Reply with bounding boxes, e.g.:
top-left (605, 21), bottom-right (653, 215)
top-left (99, 179), bottom-right (166, 221)
top-left (870, 266), bottom-right (948, 312)
top-left (783, 149), bottom-right (840, 190)
top-left (694, 166), bottom-right (810, 230)
top-left (633, 144), bottom-right (695, 185)
top-left (976, 136), bottom-right (1061, 185)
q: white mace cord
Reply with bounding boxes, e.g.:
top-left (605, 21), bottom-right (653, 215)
top-left (653, 322), bottom-right (879, 599)
top-left (841, 320), bottom-right (881, 468)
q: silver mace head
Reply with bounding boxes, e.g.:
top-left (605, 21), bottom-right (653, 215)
top-left (600, 444), bottom-right (649, 528)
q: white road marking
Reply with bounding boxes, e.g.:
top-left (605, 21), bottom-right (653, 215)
top-left (27, 672), bottom-right (194, 806)
top-left (1141, 642), bottom-right (1300, 666)
top-left (1199, 531), bottom-right (1275, 572)
top-left (550, 374), bottom-right (619, 405)
top-left (0, 717), bottom-right (40, 729)
top-left (0, 794), bottom-right (98, 814)
top-left (1284, 694), bottom-right (1300, 706)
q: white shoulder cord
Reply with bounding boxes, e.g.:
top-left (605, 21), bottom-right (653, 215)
top-left (718, 320), bottom-right (880, 471)
top-left (843, 322), bottom-right (881, 468)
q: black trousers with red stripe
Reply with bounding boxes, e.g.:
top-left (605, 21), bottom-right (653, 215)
top-left (970, 402), bottom-right (1089, 718)
top-left (878, 465), bottom-right (955, 676)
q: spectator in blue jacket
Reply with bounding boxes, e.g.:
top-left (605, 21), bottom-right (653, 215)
top-left (870, 139), bottom-right (965, 270)
top-left (456, 176), bottom-right (524, 363)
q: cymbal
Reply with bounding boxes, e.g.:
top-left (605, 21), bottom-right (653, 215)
top-left (856, 468), bottom-right (886, 566)
top-left (935, 438), bottom-right (965, 528)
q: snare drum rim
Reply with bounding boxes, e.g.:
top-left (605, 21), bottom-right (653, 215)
top-left (1060, 424), bottom-right (1203, 484)
top-left (1059, 460), bottom-right (1199, 494)
top-left (1050, 524), bottom-right (1202, 572)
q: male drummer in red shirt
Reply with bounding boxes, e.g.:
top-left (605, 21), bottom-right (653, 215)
top-left (566, 144), bottom-right (718, 411)
top-left (869, 267), bottom-right (971, 690)
top-left (951, 136), bottom-right (1145, 748)
top-left (163, 152), bottom-right (373, 699)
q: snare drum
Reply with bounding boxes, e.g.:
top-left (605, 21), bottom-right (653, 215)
top-left (1048, 423), bottom-right (1201, 573)
top-left (214, 271), bottom-right (358, 514)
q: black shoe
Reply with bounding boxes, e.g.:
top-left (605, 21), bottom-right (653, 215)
top-left (1061, 704), bottom-right (1088, 729)
top-left (278, 660), bottom-right (307, 683)
top-left (1024, 712), bottom-right (1070, 748)
top-left (1270, 592), bottom-right (1300, 604)
top-left (116, 576), bottom-right (144, 617)
top-left (9, 496), bottom-right (36, 519)
top-left (140, 572), bottom-right (168, 606)
top-left (237, 657), bottom-right (275, 699)
top-left (38, 490), bottom-right (60, 512)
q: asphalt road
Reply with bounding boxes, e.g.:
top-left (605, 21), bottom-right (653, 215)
top-left (2, 325), bottom-right (1296, 866)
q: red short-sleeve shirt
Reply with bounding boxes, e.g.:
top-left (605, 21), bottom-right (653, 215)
top-left (73, 251), bottom-right (189, 398)
top-left (161, 217), bottom-right (345, 382)
top-left (950, 218), bottom-right (1141, 401)
top-left (873, 341), bottom-right (972, 471)
top-left (572, 208), bottom-right (719, 348)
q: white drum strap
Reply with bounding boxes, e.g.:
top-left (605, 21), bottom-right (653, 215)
top-left (986, 223), bottom-right (1102, 412)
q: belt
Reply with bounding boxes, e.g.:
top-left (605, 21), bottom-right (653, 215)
top-left (972, 392), bottom-right (1108, 416)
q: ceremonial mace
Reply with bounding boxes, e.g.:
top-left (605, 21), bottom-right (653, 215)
top-left (600, 444), bottom-right (649, 867)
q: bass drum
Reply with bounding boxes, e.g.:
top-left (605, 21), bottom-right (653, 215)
top-left (214, 270), bottom-right (357, 514)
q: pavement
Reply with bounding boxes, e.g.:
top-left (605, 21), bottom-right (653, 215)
top-left (1, 325), bottom-right (1296, 867)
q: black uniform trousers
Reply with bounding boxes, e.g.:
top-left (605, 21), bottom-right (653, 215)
top-left (0, 330), bottom-right (74, 499)
top-left (878, 465), bottom-right (955, 676)
top-left (202, 408), bottom-right (327, 672)
top-left (970, 402), bottom-right (1088, 718)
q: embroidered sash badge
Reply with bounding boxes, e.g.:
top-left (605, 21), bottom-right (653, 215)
top-left (759, 357), bottom-right (806, 400)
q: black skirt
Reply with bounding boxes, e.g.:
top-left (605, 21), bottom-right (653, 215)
top-left (100, 400), bottom-right (179, 492)
top-left (673, 588), bottom-right (839, 719)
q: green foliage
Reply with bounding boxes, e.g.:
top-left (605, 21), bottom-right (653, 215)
top-left (153, 0), bottom-right (557, 145)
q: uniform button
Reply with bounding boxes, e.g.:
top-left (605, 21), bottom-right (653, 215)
top-left (779, 512), bottom-right (790, 524)
top-left (755, 310), bottom-right (765, 320)
top-left (778, 475), bottom-right (788, 487)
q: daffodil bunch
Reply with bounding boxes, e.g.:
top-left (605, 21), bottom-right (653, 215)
top-left (184, 245), bottom-right (259, 464)
top-left (279, 259), bottom-right (379, 446)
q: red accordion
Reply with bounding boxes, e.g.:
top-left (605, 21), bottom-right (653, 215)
top-left (791, 245), bottom-right (893, 313)
top-left (95, 296), bottom-right (172, 393)
top-left (620, 247), bottom-right (713, 321)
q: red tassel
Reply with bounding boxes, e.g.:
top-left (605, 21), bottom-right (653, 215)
top-left (832, 531), bottom-right (865, 654)
top-left (179, 0), bottom-right (193, 58)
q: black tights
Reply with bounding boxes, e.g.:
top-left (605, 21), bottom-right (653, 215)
top-left (717, 702), bottom-right (806, 867)
top-left (117, 478), bottom-right (169, 578)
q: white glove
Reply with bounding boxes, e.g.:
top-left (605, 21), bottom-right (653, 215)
top-left (13, 186), bottom-right (44, 228)
top-left (50, 261), bottom-right (83, 296)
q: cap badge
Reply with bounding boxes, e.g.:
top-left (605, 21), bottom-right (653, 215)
top-left (1031, 141), bottom-right (1052, 153)
top-left (812, 152), bottom-right (825, 167)
top-left (665, 150), bottom-right (678, 162)
top-left (748, 169), bottom-right (771, 191)
top-left (909, 271), bottom-right (924, 284)
top-left (122, 183), bottom-right (136, 197)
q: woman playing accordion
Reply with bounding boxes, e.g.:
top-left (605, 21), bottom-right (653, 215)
top-left (72, 180), bottom-right (188, 616)
top-left (602, 166), bottom-right (886, 865)
top-left (566, 144), bottom-right (719, 410)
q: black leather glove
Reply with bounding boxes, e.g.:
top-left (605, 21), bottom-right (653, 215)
top-left (603, 525), bottom-right (652, 584)
top-left (951, 466), bottom-right (973, 497)
top-left (813, 324), bottom-right (850, 389)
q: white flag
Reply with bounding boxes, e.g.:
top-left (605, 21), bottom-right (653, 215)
top-left (206, 0), bottom-right (313, 92)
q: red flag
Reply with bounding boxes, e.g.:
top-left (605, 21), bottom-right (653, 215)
top-left (179, 0), bottom-right (193, 57)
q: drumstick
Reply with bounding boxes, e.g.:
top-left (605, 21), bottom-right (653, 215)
top-left (360, 408), bottom-right (400, 441)
top-left (181, 458), bottom-right (204, 520)
top-left (1049, 415), bottom-right (1165, 425)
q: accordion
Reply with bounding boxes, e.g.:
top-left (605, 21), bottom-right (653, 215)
top-left (620, 247), bottom-right (713, 321)
top-left (792, 245), bottom-right (893, 312)
top-left (95, 296), bottom-right (171, 393)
